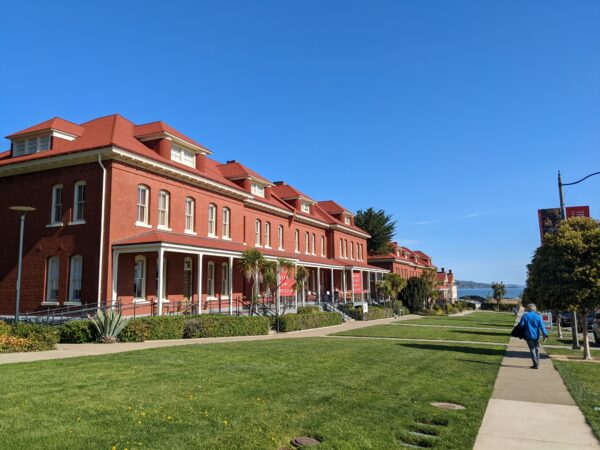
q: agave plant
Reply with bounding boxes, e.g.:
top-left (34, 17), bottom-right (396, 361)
top-left (89, 309), bottom-right (127, 343)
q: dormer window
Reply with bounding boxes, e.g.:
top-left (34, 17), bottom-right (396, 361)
top-left (251, 183), bottom-right (265, 198)
top-left (171, 143), bottom-right (195, 168)
top-left (344, 215), bottom-right (351, 225)
top-left (301, 202), bottom-right (310, 214)
top-left (13, 135), bottom-right (51, 157)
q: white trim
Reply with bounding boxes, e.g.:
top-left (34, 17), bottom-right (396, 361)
top-left (244, 198), bottom-right (293, 217)
top-left (135, 222), bottom-right (152, 228)
top-left (64, 301), bottom-right (82, 306)
top-left (73, 180), bottom-right (86, 223)
top-left (68, 220), bottom-right (86, 226)
top-left (157, 226), bottom-right (172, 231)
top-left (41, 301), bottom-right (59, 306)
top-left (184, 230), bottom-right (197, 236)
top-left (46, 222), bottom-right (64, 228)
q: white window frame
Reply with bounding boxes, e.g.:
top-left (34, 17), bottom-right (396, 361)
top-left (171, 143), bottom-right (195, 168)
top-left (221, 262), bottom-right (229, 299)
top-left (294, 230), bottom-right (299, 253)
top-left (158, 190), bottom-right (170, 230)
top-left (344, 215), bottom-right (351, 225)
top-left (301, 202), bottom-right (310, 214)
top-left (311, 233), bottom-right (316, 255)
top-left (136, 185), bottom-right (150, 227)
top-left (68, 255), bottom-right (83, 303)
top-left (251, 183), bottom-right (265, 198)
top-left (304, 232), bottom-right (309, 254)
top-left (264, 222), bottom-right (271, 248)
top-left (321, 236), bottom-right (325, 257)
top-left (339, 238), bottom-right (343, 258)
top-left (185, 197), bottom-right (195, 234)
top-left (344, 239), bottom-right (348, 258)
top-left (45, 256), bottom-right (60, 303)
top-left (50, 184), bottom-right (63, 225)
top-left (72, 181), bottom-right (86, 224)
top-left (222, 207), bottom-right (231, 240)
top-left (207, 261), bottom-right (215, 298)
top-left (350, 242), bottom-right (354, 260)
top-left (208, 204), bottom-right (217, 237)
top-left (133, 255), bottom-right (147, 301)
top-left (13, 135), bottom-right (51, 157)
top-left (255, 219), bottom-right (262, 247)
top-left (278, 225), bottom-right (284, 250)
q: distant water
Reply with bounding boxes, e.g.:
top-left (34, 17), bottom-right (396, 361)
top-left (458, 287), bottom-right (524, 299)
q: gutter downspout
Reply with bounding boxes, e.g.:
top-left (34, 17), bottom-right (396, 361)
top-left (97, 155), bottom-right (107, 309)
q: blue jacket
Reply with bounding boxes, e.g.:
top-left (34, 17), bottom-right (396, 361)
top-left (519, 311), bottom-right (548, 341)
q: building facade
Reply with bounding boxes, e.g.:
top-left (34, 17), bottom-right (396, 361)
top-left (0, 115), bottom-right (387, 317)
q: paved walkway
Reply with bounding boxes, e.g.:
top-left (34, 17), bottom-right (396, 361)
top-left (473, 334), bottom-right (600, 449)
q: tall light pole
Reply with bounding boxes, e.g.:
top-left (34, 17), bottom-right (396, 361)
top-left (9, 206), bottom-right (36, 322)
top-left (557, 170), bottom-right (600, 349)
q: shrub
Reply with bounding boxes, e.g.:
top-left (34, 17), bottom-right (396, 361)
top-left (297, 306), bottom-right (321, 314)
top-left (278, 312), bottom-right (343, 332)
top-left (119, 319), bottom-right (150, 342)
top-left (119, 316), bottom-right (186, 342)
top-left (339, 304), bottom-right (362, 320)
top-left (0, 335), bottom-right (36, 353)
top-left (184, 315), bottom-right (270, 338)
top-left (0, 320), bottom-right (11, 336)
top-left (10, 322), bottom-right (59, 351)
top-left (363, 306), bottom-right (394, 321)
top-left (58, 320), bottom-right (96, 343)
top-left (89, 309), bottom-right (128, 343)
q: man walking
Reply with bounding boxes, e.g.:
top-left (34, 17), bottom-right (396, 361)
top-left (519, 303), bottom-right (548, 369)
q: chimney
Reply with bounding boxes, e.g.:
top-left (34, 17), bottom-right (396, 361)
top-left (158, 138), bottom-right (171, 159)
top-left (441, 267), bottom-right (445, 273)
top-left (448, 269), bottom-right (452, 274)
top-left (273, 181), bottom-right (285, 186)
top-left (226, 160), bottom-right (237, 164)
top-left (195, 153), bottom-right (206, 172)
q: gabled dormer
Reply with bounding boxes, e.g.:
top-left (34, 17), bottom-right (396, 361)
top-left (7, 117), bottom-right (84, 158)
top-left (134, 121), bottom-right (211, 170)
top-left (317, 200), bottom-right (354, 225)
top-left (272, 181), bottom-right (316, 212)
top-left (217, 160), bottom-right (273, 198)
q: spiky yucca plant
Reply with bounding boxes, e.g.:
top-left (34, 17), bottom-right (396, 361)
top-left (89, 309), bottom-right (127, 343)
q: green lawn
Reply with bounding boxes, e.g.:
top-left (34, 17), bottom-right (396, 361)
top-left (333, 324), bottom-right (511, 344)
top-left (553, 361), bottom-right (600, 440)
top-left (0, 338), bottom-right (506, 450)
top-left (398, 312), bottom-right (516, 329)
top-left (542, 328), bottom-right (600, 356)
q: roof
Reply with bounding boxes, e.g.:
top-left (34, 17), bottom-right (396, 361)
top-left (133, 121), bottom-right (209, 152)
top-left (318, 200), bottom-right (349, 215)
top-left (217, 161), bottom-right (271, 184)
top-left (6, 117), bottom-right (85, 139)
top-left (271, 183), bottom-right (313, 201)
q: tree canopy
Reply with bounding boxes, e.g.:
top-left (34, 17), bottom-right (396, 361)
top-left (491, 282), bottom-right (506, 311)
top-left (400, 276), bottom-right (429, 312)
top-left (354, 208), bottom-right (396, 255)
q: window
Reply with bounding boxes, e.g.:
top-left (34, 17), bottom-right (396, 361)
top-left (278, 225), bottom-right (284, 250)
top-left (339, 238), bottom-right (343, 258)
top-left (136, 185), bottom-right (149, 225)
top-left (311, 233), bottom-right (316, 255)
top-left (344, 215), bottom-right (351, 225)
top-left (207, 261), bottom-right (215, 297)
top-left (221, 262), bottom-right (229, 298)
top-left (46, 256), bottom-right (60, 302)
top-left (304, 232), bottom-right (309, 254)
top-left (264, 222), bottom-right (271, 248)
top-left (208, 204), bottom-right (217, 236)
top-left (321, 236), bottom-right (325, 256)
top-left (13, 135), bottom-right (51, 157)
top-left (294, 229), bottom-right (299, 252)
top-left (68, 255), bottom-right (83, 302)
top-left (350, 242), bottom-right (354, 260)
top-left (158, 190), bottom-right (170, 228)
top-left (73, 181), bottom-right (86, 222)
top-left (344, 239), bottom-right (348, 258)
top-left (51, 184), bottom-right (63, 224)
top-left (301, 202), bottom-right (310, 214)
top-left (171, 143), bottom-right (195, 168)
top-left (251, 183), bottom-right (265, 197)
top-left (255, 219), bottom-right (261, 246)
top-left (185, 197), bottom-right (195, 233)
top-left (133, 256), bottom-right (146, 299)
top-left (222, 207), bottom-right (231, 239)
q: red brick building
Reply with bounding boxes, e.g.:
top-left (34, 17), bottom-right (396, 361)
top-left (0, 115), bottom-right (388, 317)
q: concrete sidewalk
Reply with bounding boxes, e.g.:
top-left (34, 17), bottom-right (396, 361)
top-left (473, 335), bottom-right (600, 449)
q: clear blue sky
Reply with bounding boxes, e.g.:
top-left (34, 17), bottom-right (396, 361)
top-left (1, 1), bottom-right (599, 284)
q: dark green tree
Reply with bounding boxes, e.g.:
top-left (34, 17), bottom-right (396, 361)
top-left (491, 282), bottom-right (506, 312)
top-left (525, 217), bottom-right (600, 360)
top-left (400, 276), bottom-right (429, 312)
top-left (354, 208), bottom-right (396, 255)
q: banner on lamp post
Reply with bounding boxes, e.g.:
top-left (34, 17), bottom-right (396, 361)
top-left (537, 208), bottom-right (561, 244)
top-left (566, 205), bottom-right (590, 219)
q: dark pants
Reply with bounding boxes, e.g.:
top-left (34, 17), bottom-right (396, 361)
top-left (526, 339), bottom-right (540, 367)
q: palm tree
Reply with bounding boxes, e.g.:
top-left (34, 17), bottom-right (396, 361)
top-left (354, 208), bottom-right (396, 255)
top-left (491, 282), bottom-right (506, 312)
top-left (263, 258), bottom-right (294, 330)
top-left (239, 249), bottom-right (266, 315)
top-left (293, 266), bottom-right (310, 307)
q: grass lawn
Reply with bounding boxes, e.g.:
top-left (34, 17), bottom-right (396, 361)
top-left (542, 328), bottom-right (600, 356)
top-left (398, 312), bottom-right (516, 329)
top-left (333, 324), bottom-right (511, 344)
top-left (553, 361), bottom-right (600, 440)
top-left (0, 338), bottom-right (505, 450)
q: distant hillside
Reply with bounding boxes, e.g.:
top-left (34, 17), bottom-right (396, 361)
top-left (457, 280), bottom-right (524, 289)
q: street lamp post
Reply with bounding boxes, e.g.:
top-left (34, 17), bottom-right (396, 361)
top-left (9, 206), bottom-right (36, 322)
top-left (557, 170), bottom-right (600, 349)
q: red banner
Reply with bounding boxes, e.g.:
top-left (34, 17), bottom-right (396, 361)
top-left (352, 272), bottom-right (362, 293)
top-left (566, 206), bottom-right (590, 219)
top-left (279, 267), bottom-right (295, 297)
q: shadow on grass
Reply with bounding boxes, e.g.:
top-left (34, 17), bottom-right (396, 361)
top-left (397, 343), bottom-right (506, 356)
top-left (449, 329), bottom-right (509, 337)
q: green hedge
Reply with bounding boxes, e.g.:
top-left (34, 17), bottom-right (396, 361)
top-left (278, 312), bottom-right (342, 332)
top-left (119, 316), bottom-right (186, 342)
top-left (10, 322), bottom-right (60, 351)
top-left (184, 315), bottom-right (270, 338)
top-left (297, 306), bottom-right (321, 314)
top-left (0, 320), bottom-right (11, 336)
top-left (58, 320), bottom-right (96, 343)
top-left (363, 306), bottom-right (395, 321)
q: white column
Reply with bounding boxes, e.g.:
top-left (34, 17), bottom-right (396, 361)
top-left (276, 261), bottom-right (281, 318)
top-left (229, 256), bottom-right (234, 315)
top-left (157, 248), bottom-right (164, 316)
top-left (342, 269), bottom-right (347, 303)
top-left (367, 271), bottom-right (371, 301)
top-left (351, 269), bottom-right (355, 303)
top-left (330, 268), bottom-right (334, 302)
top-left (111, 249), bottom-right (119, 307)
top-left (360, 270), bottom-right (364, 302)
top-left (197, 253), bottom-right (203, 315)
top-left (317, 268), bottom-right (321, 302)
